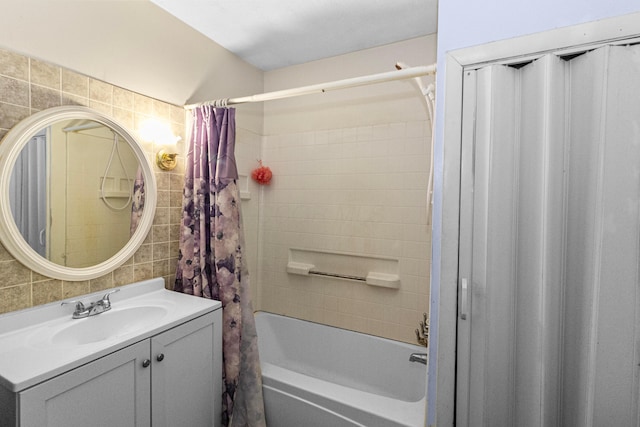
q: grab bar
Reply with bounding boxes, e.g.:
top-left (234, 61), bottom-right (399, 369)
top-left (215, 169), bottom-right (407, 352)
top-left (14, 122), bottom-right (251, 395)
top-left (308, 270), bottom-right (401, 288)
top-left (409, 352), bottom-right (427, 365)
top-left (309, 270), bottom-right (366, 282)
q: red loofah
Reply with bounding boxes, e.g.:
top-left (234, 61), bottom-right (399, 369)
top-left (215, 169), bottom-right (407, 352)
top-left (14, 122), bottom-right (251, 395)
top-left (251, 160), bottom-right (272, 185)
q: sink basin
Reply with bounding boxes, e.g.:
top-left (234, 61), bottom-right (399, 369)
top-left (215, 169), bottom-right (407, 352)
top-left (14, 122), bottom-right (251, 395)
top-left (51, 306), bottom-right (168, 346)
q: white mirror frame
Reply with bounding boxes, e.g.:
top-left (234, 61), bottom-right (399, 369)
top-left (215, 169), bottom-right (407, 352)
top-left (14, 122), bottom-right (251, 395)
top-left (0, 106), bottom-right (157, 281)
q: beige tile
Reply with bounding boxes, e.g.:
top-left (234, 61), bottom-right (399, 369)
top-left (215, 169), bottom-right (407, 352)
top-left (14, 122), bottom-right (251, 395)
top-left (0, 242), bottom-right (14, 262)
top-left (32, 271), bottom-right (51, 282)
top-left (88, 100), bottom-right (111, 115)
top-left (155, 172), bottom-right (170, 190)
top-left (152, 100), bottom-right (171, 121)
top-left (0, 102), bottom-right (29, 129)
top-left (32, 279), bottom-right (63, 306)
top-left (62, 281), bottom-right (90, 299)
top-left (153, 242), bottom-right (170, 260)
top-left (0, 260), bottom-right (31, 288)
top-left (169, 223), bottom-right (180, 242)
top-left (169, 173), bottom-right (183, 191)
top-left (170, 105), bottom-right (186, 125)
top-left (89, 273), bottom-right (114, 292)
top-left (30, 59), bottom-right (60, 90)
top-left (134, 244), bottom-right (152, 264)
top-left (152, 259), bottom-right (169, 277)
top-left (134, 262), bottom-right (153, 281)
top-left (134, 94), bottom-right (153, 115)
top-left (166, 274), bottom-right (176, 290)
top-left (0, 284), bottom-right (31, 314)
top-left (142, 230), bottom-right (153, 245)
top-left (0, 49), bottom-right (28, 80)
top-left (152, 224), bottom-right (170, 243)
top-left (114, 264), bottom-right (134, 286)
top-left (170, 207), bottom-right (182, 225)
top-left (61, 93), bottom-right (89, 107)
top-left (157, 190), bottom-right (170, 207)
top-left (62, 69), bottom-right (89, 97)
top-left (113, 86), bottom-right (134, 110)
top-left (0, 48), bottom-right (189, 314)
top-left (153, 207), bottom-right (169, 225)
top-left (31, 85), bottom-right (61, 110)
top-left (169, 190), bottom-right (182, 208)
top-left (113, 107), bottom-right (134, 130)
top-left (0, 76), bottom-right (28, 106)
top-left (89, 78), bottom-right (112, 104)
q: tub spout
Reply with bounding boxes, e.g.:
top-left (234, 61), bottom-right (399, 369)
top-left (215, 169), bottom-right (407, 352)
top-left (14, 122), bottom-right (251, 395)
top-left (409, 352), bottom-right (428, 365)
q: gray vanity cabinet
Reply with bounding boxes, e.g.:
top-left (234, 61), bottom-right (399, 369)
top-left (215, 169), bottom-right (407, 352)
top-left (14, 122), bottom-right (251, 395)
top-left (17, 311), bottom-right (220, 427)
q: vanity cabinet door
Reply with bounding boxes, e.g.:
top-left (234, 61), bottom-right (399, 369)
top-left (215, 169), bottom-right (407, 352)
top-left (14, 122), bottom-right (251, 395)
top-left (151, 311), bottom-right (221, 427)
top-left (18, 340), bottom-right (151, 427)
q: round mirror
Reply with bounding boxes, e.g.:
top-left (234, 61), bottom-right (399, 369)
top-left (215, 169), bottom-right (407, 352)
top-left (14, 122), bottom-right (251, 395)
top-left (0, 106), bottom-right (157, 281)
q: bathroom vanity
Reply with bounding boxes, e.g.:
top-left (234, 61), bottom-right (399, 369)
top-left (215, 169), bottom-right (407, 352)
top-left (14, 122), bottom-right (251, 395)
top-left (0, 278), bottom-right (222, 427)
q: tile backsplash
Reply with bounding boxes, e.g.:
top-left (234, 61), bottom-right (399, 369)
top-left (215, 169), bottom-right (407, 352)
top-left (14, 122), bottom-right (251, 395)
top-left (0, 47), bottom-right (186, 314)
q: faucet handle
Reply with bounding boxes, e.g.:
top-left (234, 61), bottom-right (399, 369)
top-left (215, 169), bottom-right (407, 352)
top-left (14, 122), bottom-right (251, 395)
top-left (61, 300), bottom-right (87, 318)
top-left (61, 300), bottom-right (85, 311)
top-left (409, 352), bottom-right (428, 365)
top-left (102, 288), bottom-right (120, 301)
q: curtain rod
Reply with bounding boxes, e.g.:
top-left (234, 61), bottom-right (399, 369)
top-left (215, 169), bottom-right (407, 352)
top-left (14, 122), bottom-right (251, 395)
top-left (184, 63), bottom-right (436, 110)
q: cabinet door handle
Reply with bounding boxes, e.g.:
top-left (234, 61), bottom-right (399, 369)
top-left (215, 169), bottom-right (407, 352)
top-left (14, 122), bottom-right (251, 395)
top-left (156, 353), bottom-right (165, 362)
top-left (142, 359), bottom-right (151, 368)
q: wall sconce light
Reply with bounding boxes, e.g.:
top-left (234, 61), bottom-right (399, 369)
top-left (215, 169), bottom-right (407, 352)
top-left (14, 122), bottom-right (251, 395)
top-left (139, 118), bottom-right (181, 171)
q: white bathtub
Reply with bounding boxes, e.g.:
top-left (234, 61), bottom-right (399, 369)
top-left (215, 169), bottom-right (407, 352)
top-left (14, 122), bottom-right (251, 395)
top-left (255, 312), bottom-right (427, 427)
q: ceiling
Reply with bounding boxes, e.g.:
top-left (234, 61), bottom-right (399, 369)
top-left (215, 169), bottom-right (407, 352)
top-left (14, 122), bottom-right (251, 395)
top-left (151, 0), bottom-right (438, 71)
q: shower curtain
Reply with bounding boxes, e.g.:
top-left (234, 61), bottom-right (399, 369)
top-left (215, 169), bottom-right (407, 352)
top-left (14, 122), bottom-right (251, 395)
top-left (9, 132), bottom-right (47, 257)
top-left (174, 106), bottom-right (266, 427)
top-left (129, 166), bottom-right (145, 236)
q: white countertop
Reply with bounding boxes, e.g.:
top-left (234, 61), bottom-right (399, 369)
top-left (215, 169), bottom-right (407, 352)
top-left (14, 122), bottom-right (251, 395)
top-left (0, 278), bottom-right (221, 392)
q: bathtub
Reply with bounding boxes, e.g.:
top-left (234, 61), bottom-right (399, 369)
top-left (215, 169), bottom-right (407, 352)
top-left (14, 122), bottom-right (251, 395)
top-left (255, 312), bottom-right (427, 427)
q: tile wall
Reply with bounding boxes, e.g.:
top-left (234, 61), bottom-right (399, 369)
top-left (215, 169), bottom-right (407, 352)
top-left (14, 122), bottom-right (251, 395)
top-left (259, 36), bottom-right (436, 344)
top-left (0, 48), bottom-right (186, 314)
top-left (260, 121), bottom-right (432, 343)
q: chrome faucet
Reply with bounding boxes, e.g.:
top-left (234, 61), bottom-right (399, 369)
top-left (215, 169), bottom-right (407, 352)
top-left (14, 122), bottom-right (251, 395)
top-left (409, 352), bottom-right (428, 365)
top-left (61, 289), bottom-right (120, 319)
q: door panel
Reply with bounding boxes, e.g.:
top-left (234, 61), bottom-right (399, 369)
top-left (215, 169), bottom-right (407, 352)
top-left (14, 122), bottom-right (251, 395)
top-left (456, 45), bottom-right (640, 427)
top-left (19, 340), bottom-right (150, 427)
top-left (151, 312), bottom-right (219, 427)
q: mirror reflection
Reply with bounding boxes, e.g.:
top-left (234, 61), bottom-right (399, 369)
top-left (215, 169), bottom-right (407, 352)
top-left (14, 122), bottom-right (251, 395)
top-left (8, 119), bottom-right (142, 268)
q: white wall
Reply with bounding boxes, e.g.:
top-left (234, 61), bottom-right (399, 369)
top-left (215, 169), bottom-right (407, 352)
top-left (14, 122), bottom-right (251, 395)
top-left (431, 2), bottom-right (640, 426)
top-left (0, 1), bottom-right (264, 135)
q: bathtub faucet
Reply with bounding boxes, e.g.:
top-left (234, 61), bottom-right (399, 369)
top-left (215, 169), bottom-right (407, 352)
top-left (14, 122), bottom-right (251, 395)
top-left (409, 352), bottom-right (427, 365)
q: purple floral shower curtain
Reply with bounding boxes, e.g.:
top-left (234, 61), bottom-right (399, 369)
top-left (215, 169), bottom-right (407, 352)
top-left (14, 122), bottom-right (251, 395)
top-left (174, 106), bottom-right (266, 427)
top-left (129, 166), bottom-right (145, 236)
